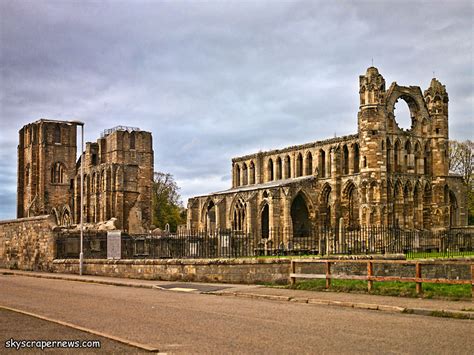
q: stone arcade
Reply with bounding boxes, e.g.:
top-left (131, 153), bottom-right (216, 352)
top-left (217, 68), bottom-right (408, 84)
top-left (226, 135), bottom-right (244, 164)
top-left (187, 67), bottom-right (468, 237)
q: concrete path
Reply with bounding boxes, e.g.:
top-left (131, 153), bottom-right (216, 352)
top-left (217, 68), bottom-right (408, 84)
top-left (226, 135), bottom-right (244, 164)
top-left (1, 269), bottom-right (472, 320)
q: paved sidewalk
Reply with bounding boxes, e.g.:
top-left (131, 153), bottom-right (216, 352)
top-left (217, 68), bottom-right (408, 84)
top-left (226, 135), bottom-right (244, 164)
top-left (2, 269), bottom-right (472, 320)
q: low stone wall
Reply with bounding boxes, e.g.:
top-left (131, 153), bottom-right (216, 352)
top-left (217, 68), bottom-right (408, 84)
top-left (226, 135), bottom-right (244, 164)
top-left (0, 215), bottom-right (56, 270)
top-left (51, 256), bottom-right (473, 284)
top-left (52, 258), bottom-right (292, 284)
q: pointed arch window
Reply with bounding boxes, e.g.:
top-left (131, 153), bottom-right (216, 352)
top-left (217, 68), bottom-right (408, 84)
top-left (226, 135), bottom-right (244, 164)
top-left (249, 161), bottom-right (255, 184)
top-left (353, 144), bottom-right (360, 173)
top-left (130, 132), bottom-right (136, 150)
top-left (232, 198), bottom-right (246, 231)
top-left (25, 163), bottom-right (30, 186)
top-left (305, 152), bottom-right (313, 175)
top-left (267, 158), bottom-right (274, 182)
top-left (284, 155), bottom-right (291, 179)
top-left (276, 157), bottom-right (282, 180)
top-left (342, 145), bottom-right (349, 175)
top-left (296, 153), bottom-right (303, 177)
top-left (319, 150), bottom-right (326, 178)
top-left (242, 163), bottom-right (248, 185)
top-left (51, 162), bottom-right (66, 184)
top-left (54, 125), bottom-right (61, 144)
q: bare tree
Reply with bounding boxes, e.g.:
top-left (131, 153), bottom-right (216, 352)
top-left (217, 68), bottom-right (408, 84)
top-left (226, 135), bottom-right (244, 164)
top-left (449, 140), bottom-right (473, 187)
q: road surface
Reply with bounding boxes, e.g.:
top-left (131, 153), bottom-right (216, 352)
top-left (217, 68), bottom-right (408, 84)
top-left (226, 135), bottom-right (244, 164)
top-left (1, 274), bottom-right (472, 354)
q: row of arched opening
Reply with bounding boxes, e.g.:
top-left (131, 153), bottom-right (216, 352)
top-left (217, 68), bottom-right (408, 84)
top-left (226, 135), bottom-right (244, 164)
top-left (75, 166), bottom-right (125, 224)
top-left (204, 182), bottom-right (459, 235)
top-left (234, 144), bottom-right (361, 187)
top-left (386, 138), bottom-right (435, 175)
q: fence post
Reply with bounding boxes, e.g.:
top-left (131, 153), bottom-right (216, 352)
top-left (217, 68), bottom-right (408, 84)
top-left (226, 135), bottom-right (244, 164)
top-left (415, 262), bottom-right (422, 295)
top-left (290, 260), bottom-right (296, 286)
top-left (471, 264), bottom-right (474, 298)
top-left (367, 261), bottom-right (373, 292)
top-left (325, 261), bottom-right (331, 289)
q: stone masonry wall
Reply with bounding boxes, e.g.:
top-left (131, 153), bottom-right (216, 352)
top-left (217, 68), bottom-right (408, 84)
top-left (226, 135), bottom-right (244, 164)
top-left (51, 257), bottom-right (472, 284)
top-left (0, 215), bottom-right (56, 270)
top-left (52, 258), bottom-right (291, 284)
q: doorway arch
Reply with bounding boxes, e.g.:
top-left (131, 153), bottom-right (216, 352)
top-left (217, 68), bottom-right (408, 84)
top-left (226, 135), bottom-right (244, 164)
top-left (291, 193), bottom-right (311, 237)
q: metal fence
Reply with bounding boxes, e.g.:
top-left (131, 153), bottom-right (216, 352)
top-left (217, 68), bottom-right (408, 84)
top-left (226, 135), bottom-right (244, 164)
top-left (55, 227), bottom-right (473, 260)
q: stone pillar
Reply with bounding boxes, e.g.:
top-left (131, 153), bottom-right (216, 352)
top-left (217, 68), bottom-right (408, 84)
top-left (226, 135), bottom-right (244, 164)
top-left (245, 201), bottom-right (252, 234)
top-left (348, 147), bottom-right (354, 175)
top-left (215, 202), bottom-right (220, 230)
top-left (282, 193), bottom-right (292, 244)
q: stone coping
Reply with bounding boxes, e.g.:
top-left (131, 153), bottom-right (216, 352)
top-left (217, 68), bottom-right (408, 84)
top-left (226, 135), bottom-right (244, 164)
top-left (0, 214), bottom-right (52, 225)
top-left (53, 258), bottom-right (293, 265)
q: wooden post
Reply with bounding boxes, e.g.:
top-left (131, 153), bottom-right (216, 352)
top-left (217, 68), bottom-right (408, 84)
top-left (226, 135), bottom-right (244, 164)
top-left (290, 260), bottom-right (296, 286)
top-left (325, 261), bottom-right (331, 289)
top-left (415, 262), bottom-right (422, 295)
top-left (471, 264), bottom-right (474, 298)
top-left (367, 261), bottom-right (373, 292)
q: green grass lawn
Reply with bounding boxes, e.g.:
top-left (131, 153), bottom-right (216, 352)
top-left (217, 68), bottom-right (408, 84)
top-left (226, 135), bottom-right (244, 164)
top-left (407, 251), bottom-right (474, 259)
top-left (287, 279), bottom-right (472, 300)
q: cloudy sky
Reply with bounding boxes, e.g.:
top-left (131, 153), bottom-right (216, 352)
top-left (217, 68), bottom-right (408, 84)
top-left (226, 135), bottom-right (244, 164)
top-left (0, 0), bottom-right (472, 219)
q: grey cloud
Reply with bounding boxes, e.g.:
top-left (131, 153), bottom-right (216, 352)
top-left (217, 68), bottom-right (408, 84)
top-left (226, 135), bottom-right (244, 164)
top-left (0, 0), bottom-right (472, 217)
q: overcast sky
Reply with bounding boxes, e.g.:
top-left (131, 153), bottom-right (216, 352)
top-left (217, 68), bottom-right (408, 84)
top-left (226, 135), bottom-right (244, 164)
top-left (0, 0), bottom-right (472, 219)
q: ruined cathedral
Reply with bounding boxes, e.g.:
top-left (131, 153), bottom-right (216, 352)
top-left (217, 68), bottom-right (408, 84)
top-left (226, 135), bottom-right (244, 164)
top-left (17, 120), bottom-right (153, 234)
top-left (187, 67), bottom-right (468, 236)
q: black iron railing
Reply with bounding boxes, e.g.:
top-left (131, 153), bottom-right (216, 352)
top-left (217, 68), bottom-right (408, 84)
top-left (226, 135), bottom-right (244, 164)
top-left (55, 227), bottom-right (473, 260)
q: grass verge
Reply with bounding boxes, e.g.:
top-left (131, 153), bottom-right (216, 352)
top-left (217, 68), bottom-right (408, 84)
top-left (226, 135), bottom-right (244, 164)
top-left (407, 251), bottom-right (474, 259)
top-left (286, 279), bottom-right (472, 300)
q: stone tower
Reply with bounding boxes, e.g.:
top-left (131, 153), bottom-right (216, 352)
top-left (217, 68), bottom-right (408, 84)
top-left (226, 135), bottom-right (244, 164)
top-left (17, 119), bottom-right (77, 221)
top-left (74, 127), bottom-right (154, 233)
top-left (424, 78), bottom-right (449, 177)
top-left (357, 67), bottom-right (387, 225)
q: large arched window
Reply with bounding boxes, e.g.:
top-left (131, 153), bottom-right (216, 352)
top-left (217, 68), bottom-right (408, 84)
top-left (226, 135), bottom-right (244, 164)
top-left (319, 149), bottom-right (326, 178)
top-left (291, 193), bottom-right (311, 237)
top-left (296, 153), bottom-right (303, 177)
top-left (232, 198), bottom-right (246, 231)
top-left (305, 152), bottom-right (313, 175)
top-left (353, 144), bottom-right (360, 173)
top-left (235, 164), bottom-right (241, 187)
top-left (51, 162), bottom-right (65, 184)
top-left (321, 185), bottom-right (332, 228)
top-left (276, 157), bottom-right (282, 180)
top-left (242, 163), bottom-right (248, 185)
top-left (261, 204), bottom-right (269, 239)
top-left (25, 163), bottom-right (30, 186)
top-left (424, 142), bottom-right (431, 175)
top-left (267, 158), bottom-right (274, 182)
top-left (342, 145), bottom-right (349, 175)
top-left (249, 161), bottom-right (255, 184)
top-left (54, 125), bottom-right (61, 144)
top-left (394, 140), bottom-right (400, 172)
top-left (284, 155), bottom-right (291, 179)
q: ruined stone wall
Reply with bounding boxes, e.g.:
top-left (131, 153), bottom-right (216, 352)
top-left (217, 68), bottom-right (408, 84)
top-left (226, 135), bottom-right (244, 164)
top-left (0, 215), bottom-right (56, 270)
top-left (74, 128), bottom-right (153, 234)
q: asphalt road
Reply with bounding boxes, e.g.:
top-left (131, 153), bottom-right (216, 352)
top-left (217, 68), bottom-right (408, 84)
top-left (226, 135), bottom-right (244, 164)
top-left (1, 274), bottom-right (472, 354)
top-left (1, 309), bottom-right (145, 354)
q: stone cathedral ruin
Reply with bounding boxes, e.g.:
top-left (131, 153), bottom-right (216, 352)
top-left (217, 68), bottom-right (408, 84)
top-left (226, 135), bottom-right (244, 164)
top-left (187, 67), bottom-right (468, 236)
